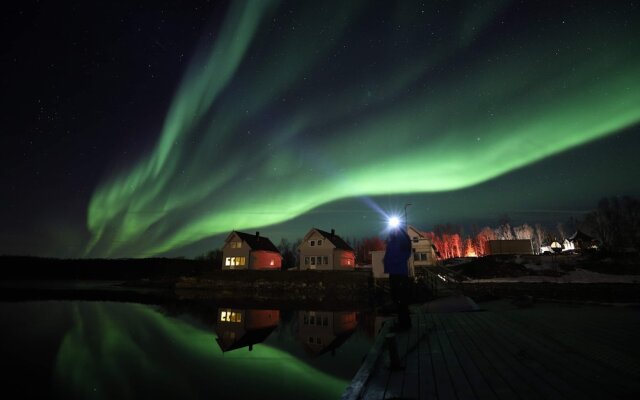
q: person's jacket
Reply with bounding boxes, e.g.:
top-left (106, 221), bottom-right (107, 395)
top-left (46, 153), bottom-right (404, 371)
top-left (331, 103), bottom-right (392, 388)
top-left (383, 229), bottom-right (411, 275)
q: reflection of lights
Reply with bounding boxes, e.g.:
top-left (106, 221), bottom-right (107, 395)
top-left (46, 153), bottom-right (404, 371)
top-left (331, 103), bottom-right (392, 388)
top-left (388, 216), bottom-right (401, 229)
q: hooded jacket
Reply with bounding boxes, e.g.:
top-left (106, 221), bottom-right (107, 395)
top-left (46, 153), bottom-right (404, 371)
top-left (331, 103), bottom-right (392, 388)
top-left (383, 229), bottom-right (412, 275)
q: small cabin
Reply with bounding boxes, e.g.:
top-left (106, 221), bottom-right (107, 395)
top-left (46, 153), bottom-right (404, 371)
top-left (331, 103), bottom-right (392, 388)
top-left (222, 231), bottom-right (282, 270)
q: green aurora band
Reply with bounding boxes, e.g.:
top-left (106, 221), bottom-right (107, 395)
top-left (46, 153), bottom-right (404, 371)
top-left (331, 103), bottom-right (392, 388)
top-left (86, 1), bottom-right (640, 256)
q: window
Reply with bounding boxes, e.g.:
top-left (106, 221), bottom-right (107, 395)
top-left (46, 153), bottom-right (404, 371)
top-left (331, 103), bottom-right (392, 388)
top-left (309, 337), bottom-right (314, 344)
top-left (323, 256), bottom-right (328, 265)
top-left (310, 240), bottom-right (315, 246)
top-left (220, 310), bottom-right (242, 323)
top-left (269, 259), bottom-right (275, 266)
top-left (414, 252), bottom-right (428, 261)
top-left (317, 239), bottom-right (323, 246)
top-left (225, 257), bottom-right (246, 267)
top-left (323, 316), bottom-right (329, 326)
top-left (316, 256), bottom-right (323, 265)
top-left (310, 257), bottom-right (316, 266)
top-left (304, 256), bottom-right (309, 265)
top-left (230, 241), bottom-right (242, 249)
top-left (316, 337), bottom-right (322, 345)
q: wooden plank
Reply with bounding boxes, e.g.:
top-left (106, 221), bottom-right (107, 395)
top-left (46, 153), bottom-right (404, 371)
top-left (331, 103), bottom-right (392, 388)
top-left (500, 308), bottom-right (640, 390)
top-left (429, 315), bottom-right (457, 400)
top-left (480, 311), bottom-right (627, 399)
top-left (506, 307), bottom-right (640, 378)
top-left (450, 316), bottom-right (522, 399)
top-left (433, 313), bottom-right (477, 399)
top-left (437, 314), bottom-right (499, 400)
top-left (401, 314), bottom-right (421, 399)
top-left (384, 323), bottom-right (411, 399)
top-left (418, 313), bottom-right (438, 400)
top-left (464, 311), bottom-right (573, 399)
top-left (439, 312), bottom-right (518, 400)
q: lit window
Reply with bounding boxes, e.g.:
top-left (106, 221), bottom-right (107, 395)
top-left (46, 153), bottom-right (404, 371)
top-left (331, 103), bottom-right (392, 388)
top-left (270, 259), bottom-right (274, 266)
top-left (310, 240), bottom-right (315, 246)
top-left (225, 257), bottom-right (245, 267)
top-left (230, 241), bottom-right (242, 249)
top-left (220, 310), bottom-right (242, 323)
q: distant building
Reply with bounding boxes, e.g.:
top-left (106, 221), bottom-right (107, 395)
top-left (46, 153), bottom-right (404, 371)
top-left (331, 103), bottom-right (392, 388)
top-left (371, 225), bottom-right (438, 278)
top-left (215, 309), bottom-right (280, 352)
top-left (485, 239), bottom-right (534, 255)
top-left (297, 228), bottom-right (355, 270)
top-left (567, 230), bottom-right (599, 252)
top-left (222, 231), bottom-right (282, 270)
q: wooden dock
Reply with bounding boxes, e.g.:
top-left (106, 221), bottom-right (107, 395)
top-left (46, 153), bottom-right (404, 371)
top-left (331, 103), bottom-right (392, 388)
top-left (343, 300), bottom-right (640, 399)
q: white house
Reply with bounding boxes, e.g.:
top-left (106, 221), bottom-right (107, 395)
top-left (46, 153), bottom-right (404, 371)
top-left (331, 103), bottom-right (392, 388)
top-left (297, 228), bottom-right (355, 270)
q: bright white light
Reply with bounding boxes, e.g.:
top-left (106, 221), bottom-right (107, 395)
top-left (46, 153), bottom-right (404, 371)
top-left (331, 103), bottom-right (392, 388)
top-left (388, 216), bottom-right (401, 229)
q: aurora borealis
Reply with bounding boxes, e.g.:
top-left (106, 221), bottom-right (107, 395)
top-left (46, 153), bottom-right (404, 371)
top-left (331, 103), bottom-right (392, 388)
top-left (3, 1), bottom-right (640, 257)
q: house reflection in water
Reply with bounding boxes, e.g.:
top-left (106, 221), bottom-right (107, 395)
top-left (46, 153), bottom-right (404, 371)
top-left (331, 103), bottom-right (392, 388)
top-left (214, 309), bottom-right (280, 352)
top-left (297, 311), bottom-right (358, 357)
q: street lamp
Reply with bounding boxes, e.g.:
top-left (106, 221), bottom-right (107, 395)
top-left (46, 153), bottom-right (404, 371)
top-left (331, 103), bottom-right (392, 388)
top-left (404, 203), bottom-right (412, 227)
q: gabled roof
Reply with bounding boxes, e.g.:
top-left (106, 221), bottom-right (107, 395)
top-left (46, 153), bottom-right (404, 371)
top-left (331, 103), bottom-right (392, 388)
top-left (314, 228), bottom-right (354, 252)
top-left (229, 231), bottom-right (280, 253)
top-left (568, 230), bottom-right (595, 242)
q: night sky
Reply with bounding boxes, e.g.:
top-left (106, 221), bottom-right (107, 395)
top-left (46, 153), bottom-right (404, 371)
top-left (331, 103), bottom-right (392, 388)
top-left (3, 0), bottom-right (640, 258)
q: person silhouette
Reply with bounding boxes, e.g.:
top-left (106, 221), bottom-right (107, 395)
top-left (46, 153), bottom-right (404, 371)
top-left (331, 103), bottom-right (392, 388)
top-left (383, 225), bottom-right (412, 330)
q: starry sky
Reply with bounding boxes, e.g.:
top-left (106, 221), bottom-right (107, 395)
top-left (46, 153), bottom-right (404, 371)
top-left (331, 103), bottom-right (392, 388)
top-left (3, 0), bottom-right (640, 258)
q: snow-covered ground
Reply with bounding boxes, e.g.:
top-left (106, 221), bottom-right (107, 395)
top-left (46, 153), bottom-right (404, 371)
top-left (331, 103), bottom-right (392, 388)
top-left (464, 268), bottom-right (640, 284)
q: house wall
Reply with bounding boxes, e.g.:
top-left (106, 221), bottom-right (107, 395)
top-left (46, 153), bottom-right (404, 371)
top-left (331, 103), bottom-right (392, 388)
top-left (371, 250), bottom-right (388, 279)
top-left (245, 309), bottom-right (280, 330)
top-left (299, 231), bottom-right (336, 270)
top-left (222, 235), bottom-right (251, 270)
top-left (333, 249), bottom-right (356, 270)
top-left (251, 251), bottom-right (282, 270)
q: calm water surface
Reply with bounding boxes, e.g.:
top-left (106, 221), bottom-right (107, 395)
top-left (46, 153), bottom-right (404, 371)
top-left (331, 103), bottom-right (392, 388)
top-left (0, 301), bottom-right (380, 399)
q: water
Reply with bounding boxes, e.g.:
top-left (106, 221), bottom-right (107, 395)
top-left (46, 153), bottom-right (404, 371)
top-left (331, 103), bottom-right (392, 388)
top-left (0, 301), bottom-right (379, 399)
